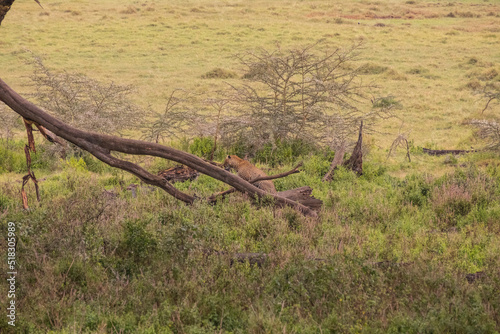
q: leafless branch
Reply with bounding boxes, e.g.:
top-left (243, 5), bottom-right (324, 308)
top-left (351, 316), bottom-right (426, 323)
top-left (0, 78), bottom-right (318, 217)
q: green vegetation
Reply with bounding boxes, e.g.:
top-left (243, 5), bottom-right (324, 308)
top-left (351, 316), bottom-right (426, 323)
top-left (1, 0), bottom-right (500, 332)
top-left (1, 144), bottom-right (500, 332)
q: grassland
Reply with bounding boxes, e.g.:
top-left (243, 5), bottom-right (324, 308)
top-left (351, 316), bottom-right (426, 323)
top-left (1, 0), bottom-right (500, 333)
top-left (2, 0), bottom-right (500, 152)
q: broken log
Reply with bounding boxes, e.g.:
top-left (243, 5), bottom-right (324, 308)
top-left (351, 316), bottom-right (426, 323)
top-left (343, 121), bottom-right (363, 175)
top-left (422, 148), bottom-right (477, 156)
top-left (277, 186), bottom-right (323, 212)
top-left (158, 165), bottom-right (199, 183)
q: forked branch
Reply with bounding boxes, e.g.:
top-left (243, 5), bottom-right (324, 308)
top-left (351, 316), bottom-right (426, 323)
top-left (208, 162), bottom-right (303, 203)
top-left (0, 78), bottom-right (318, 217)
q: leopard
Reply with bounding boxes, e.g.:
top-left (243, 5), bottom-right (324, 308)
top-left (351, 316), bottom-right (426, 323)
top-left (223, 155), bottom-right (277, 194)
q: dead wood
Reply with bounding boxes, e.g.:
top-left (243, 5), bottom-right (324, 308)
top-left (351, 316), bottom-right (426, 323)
top-left (158, 165), bottom-right (199, 183)
top-left (322, 144), bottom-right (346, 182)
top-left (277, 186), bottom-right (323, 211)
top-left (343, 121), bottom-right (363, 175)
top-left (422, 148), bottom-right (477, 156)
top-left (21, 143), bottom-right (40, 209)
top-left (0, 78), bottom-right (318, 217)
top-left (206, 162), bottom-right (322, 211)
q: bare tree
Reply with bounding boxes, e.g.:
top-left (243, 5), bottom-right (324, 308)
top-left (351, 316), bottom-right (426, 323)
top-left (467, 75), bottom-right (500, 149)
top-left (29, 56), bottom-right (142, 135)
top-left (141, 89), bottom-right (201, 144)
top-left (204, 94), bottom-right (231, 160)
top-left (476, 82), bottom-right (500, 114)
top-left (220, 42), bottom-right (375, 150)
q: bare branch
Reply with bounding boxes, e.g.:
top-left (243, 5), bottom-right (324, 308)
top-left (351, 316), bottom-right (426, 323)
top-left (208, 162), bottom-right (303, 203)
top-left (0, 78), bottom-right (318, 217)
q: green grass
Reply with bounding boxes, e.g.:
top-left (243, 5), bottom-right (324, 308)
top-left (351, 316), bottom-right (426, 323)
top-left (1, 147), bottom-right (500, 332)
top-left (1, 0), bottom-right (500, 332)
top-left (1, 0), bottom-right (499, 160)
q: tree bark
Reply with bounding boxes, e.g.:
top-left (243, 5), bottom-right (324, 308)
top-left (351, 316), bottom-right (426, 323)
top-left (0, 78), bottom-right (318, 217)
top-left (343, 121), bottom-right (363, 175)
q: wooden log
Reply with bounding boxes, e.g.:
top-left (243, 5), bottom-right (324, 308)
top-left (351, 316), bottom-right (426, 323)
top-left (277, 186), bottom-right (322, 212)
top-left (158, 165), bottom-right (199, 183)
top-left (422, 148), bottom-right (477, 156)
top-left (0, 77), bottom-right (318, 217)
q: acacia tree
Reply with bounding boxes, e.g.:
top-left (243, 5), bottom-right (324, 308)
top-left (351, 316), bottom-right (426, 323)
top-left (141, 89), bottom-right (203, 144)
top-left (29, 57), bottom-right (142, 135)
top-left (221, 42), bottom-right (394, 152)
top-left (467, 78), bottom-right (500, 149)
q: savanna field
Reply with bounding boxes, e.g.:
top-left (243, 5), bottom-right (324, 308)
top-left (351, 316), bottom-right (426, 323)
top-left (1, 0), bottom-right (500, 333)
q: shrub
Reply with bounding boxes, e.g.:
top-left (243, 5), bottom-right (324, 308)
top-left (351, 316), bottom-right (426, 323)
top-left (399, 174), bottom-right (432, 207)
top-left (431, 183), bottom-right (473, 227)
top-left (201, 68), bottom-right (238, 79)
top-left (29, 56), bottom-right (142, 134)
top-left (431, 168), bottom-right (497, 228)
top-left (189, 137), bottom-right (215, 159)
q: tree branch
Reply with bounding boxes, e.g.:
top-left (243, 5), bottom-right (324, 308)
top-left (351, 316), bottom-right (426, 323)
top-left (208, 162), bottom-right (303, 203)
top-left (0, 78), bottom-right (318, 217)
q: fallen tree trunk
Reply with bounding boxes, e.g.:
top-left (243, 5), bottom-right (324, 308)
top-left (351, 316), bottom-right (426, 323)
top-left (277, 186), bottom-right (323, 211)
top-left (0, 78), bottom-right (318, 217)
top-left (422, 148), bottom-right (477, 156)
top-left (158, 165), bottom-right (200, 183)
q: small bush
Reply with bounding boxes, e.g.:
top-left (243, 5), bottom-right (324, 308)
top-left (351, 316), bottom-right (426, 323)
top-left (201, 68), bottom-right (238, 79)
top-left (431, 168), bottom-right (497, 228)
top-left (110, 219), bottom-right (158, 276)
top-left (189, 137), bottom-right (216, 159)
top-left (399, 174), bottom-right (432, 207)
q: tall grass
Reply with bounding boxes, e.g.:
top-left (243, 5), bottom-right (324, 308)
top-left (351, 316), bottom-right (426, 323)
top-left (1, 139), bottom-right (500, 332)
